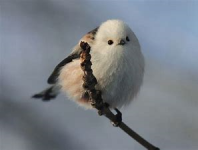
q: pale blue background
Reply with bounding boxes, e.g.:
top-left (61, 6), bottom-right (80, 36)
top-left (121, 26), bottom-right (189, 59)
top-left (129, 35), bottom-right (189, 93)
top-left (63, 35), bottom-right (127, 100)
top-left (1, 0), bottom-right (198, 150)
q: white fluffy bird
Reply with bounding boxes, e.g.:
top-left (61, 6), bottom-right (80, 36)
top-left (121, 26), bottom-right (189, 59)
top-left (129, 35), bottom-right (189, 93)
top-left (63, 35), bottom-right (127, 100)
top-left (33, 19), bottom-right (145, 109)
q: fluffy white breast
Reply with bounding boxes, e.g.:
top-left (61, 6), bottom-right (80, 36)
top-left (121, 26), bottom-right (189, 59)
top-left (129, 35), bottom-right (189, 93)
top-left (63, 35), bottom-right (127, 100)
top-left (91, 42), bottom-right (144, 108)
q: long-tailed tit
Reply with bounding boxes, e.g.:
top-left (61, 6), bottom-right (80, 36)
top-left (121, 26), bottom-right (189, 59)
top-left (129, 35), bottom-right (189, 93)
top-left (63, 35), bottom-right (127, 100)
top-left (33, 19), bottom-right (144, 109)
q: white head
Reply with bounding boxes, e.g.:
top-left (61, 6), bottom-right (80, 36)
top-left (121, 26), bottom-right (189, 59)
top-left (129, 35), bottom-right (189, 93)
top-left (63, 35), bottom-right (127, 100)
top-left (93, 19), bottom-right (141, 57)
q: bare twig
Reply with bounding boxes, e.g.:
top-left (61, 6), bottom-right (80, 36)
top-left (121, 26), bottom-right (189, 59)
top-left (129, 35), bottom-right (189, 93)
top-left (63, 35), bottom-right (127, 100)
top-left (80, 41), bottom-right (160, 150)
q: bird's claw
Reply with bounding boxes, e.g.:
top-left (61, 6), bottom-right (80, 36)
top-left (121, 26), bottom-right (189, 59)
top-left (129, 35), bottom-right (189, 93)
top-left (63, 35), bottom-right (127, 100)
top-left (96, 103), bottom-right (122, 127)
top-left (112, 108), bottom-right (122, 127)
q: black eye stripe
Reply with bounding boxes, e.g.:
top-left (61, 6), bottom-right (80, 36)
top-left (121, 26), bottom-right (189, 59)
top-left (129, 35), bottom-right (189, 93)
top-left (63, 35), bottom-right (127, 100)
top-left (126, 36), bottom-right (130, 41)
top-left (108, 40), bottom-right (113, 45)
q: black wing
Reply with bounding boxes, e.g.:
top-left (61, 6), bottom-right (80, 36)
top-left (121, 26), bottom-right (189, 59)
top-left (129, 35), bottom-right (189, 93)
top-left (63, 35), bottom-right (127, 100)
top-left (47, 27), bottom-right (99, 84)
top-left (47, 54), bottom-right (79, 84)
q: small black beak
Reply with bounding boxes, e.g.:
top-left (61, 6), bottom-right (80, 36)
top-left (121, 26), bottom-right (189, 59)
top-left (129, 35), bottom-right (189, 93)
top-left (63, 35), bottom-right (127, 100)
top-left (118, 39), bottom-right (125, 45)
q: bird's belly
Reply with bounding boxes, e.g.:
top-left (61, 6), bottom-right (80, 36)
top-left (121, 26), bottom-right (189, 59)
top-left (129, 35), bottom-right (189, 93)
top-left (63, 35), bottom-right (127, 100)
top-left (58, 59), bottom-right (138, 109)
top-left (95, 70), bottom-right (135, 108)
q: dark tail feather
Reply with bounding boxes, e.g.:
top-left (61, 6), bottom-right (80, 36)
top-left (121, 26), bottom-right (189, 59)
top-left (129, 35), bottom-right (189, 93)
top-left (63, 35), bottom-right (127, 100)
top-left (32, 86), bottom-right (59, 101)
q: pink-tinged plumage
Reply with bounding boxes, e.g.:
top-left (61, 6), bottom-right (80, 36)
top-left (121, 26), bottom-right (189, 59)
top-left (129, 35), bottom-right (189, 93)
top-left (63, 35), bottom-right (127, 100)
top-left (58, 59), bottom-right (93, 108)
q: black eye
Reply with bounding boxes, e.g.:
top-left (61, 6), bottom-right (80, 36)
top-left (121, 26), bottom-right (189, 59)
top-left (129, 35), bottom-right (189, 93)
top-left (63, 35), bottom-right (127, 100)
top-left (126, 36), bottom-right (130, 42)
top-left (108, 40), bottom-right (113, 45)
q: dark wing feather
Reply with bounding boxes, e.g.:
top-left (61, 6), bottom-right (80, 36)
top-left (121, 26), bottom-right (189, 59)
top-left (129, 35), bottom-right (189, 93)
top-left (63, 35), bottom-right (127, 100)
top-left (47, 54), bottom-right (79, 84)
top-left (47, 27), bottom-right (98, 84)
top-left (87, 27), bottom-right (98, 36)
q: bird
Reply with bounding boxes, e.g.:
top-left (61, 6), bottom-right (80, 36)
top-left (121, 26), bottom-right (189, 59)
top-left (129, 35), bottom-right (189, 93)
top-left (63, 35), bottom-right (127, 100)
top-left (32, 19), bottom-right (145, 110)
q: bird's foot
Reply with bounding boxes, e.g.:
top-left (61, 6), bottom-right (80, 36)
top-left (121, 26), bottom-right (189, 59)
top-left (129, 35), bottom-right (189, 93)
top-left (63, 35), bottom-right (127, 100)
top-left (94, 101), bottom-right (122, 127)
top-left (112, 108), bottom-right (122, 127)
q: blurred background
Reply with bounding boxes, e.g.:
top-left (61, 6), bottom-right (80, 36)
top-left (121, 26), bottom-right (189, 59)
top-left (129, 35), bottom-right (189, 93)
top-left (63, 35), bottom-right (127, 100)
top-left (1, 0), bottom-right (198, 150)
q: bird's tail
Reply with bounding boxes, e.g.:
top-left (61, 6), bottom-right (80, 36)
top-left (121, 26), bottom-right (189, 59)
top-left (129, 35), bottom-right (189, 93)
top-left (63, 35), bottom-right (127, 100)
top-left (32, 85), bottom-right (60, 101)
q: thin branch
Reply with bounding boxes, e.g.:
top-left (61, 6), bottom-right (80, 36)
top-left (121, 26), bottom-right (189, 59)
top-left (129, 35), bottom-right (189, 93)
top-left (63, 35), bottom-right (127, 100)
top-left (80, 42), bottom-right (160, 150)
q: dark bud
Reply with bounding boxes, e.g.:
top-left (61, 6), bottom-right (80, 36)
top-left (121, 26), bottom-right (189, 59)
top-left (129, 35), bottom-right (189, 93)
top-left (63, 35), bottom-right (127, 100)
top-left (91, 77), bottom-right (97, 84)
top-left (85, 54), bottom-right (91, 60)
top-left (98, 110), bottom-right (103, 116)
top-left (83, 83), bottom-right (89, 89)
top-left (81, 60), bottom-right (92, 66)
top-left (80, 41), bottom-right (91, 52)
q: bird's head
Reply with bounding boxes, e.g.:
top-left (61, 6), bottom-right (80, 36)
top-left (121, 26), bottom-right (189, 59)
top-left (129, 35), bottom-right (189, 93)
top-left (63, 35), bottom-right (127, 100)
top-left (93, 19), bottom-right (140, 56)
